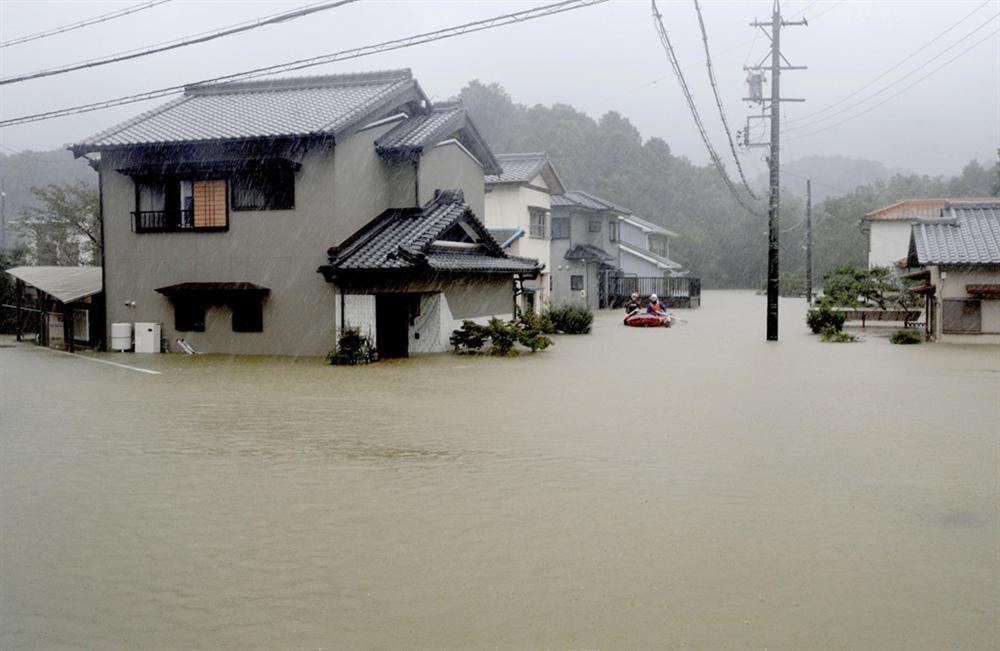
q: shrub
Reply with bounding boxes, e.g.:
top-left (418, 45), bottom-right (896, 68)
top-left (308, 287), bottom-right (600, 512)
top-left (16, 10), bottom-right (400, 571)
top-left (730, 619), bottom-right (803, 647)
top-left (818, 324), bottom-right (858, 343)
top-left (450, 317), bottom-right (553, 356)
top-left (806, 298), bottom-right (845, 334)
top-left (889, 328), bottom-right (922, 345)
top-left (545, 304), bottom-right (593, 334)
top-left (327, 328), bottom-right (377, 365)
top-left (518, 310), bottom-right (556, 335)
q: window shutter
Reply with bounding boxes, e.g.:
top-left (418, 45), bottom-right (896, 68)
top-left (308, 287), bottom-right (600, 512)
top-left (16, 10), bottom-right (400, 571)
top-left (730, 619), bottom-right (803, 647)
top-left (193, 180), bottom-right (227, 228)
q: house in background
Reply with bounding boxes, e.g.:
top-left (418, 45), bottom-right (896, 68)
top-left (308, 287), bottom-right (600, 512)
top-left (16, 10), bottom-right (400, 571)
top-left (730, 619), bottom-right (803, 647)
top-left (548, 191), bottom-right (626, 310)
top-left (862, 198), bottom-right (994, 269)
top-left (906, 200), bottom-right (1000, 343)
top-left (484, 152), bottom-right (565, 313)
top-left (617, 214), bottom-right (681, 278)
top-left (71, 69), bottom-right (536, 357)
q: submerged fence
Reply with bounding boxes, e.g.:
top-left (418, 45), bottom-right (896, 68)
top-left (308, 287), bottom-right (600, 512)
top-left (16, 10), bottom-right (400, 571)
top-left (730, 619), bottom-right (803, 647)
top-left (601, 274), bottom-right (701, 309)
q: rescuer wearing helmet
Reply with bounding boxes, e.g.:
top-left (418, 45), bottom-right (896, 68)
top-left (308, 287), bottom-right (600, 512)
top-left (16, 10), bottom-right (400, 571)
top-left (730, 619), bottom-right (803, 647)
top-left (646, 293), bottom-right (667, 316)
top-left (625, 291), bottom-right (643, 315)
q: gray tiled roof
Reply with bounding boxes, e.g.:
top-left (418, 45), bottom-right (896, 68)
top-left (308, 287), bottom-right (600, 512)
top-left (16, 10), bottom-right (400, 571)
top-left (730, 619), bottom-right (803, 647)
top-left (324, 189), bottom-right (541, 275)
top-left (552, 190), bottom-right (631, 214)
top-left (75, 70), bottom-right (425, 151)
top-left (910, 201), bottom-right (1000, 266)
top-left (564, 243), bottom-right (615, 262)
top-left (619, 242), bottom-right (681, 269)
top-left (375, 102), bottom-right (501, 175)
top-left (485, 153), bottom-right (566, 193)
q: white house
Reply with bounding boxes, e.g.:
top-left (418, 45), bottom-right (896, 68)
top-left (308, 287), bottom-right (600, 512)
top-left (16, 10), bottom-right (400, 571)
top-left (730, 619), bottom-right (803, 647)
top-left (617, 214), bottom-right (682, 278)
top-left (484, 152), bottom-right (565, 312)
top-left (863, 198), bottom-right (993, 270)
top-left (907, 200), bottom-right (1000, 344)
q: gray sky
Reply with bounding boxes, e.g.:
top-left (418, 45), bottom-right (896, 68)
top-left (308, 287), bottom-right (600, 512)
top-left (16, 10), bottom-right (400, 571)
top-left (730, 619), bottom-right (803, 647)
top-left (1, 0), bottom-right (997, 177)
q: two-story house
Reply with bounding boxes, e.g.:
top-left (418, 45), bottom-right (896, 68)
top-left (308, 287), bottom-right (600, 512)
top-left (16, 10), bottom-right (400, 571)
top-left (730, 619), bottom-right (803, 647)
top-left (617, 214), bottom-right (681, 278)
top-left (549, 191), bottom-right (628, 310)
top-left (71, 69), bottom-right (540, 358)
top-left (484, 152), bottom-right (565, 313)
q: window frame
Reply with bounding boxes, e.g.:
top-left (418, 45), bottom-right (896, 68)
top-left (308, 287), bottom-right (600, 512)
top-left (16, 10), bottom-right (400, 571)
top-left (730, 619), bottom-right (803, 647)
top-left (551, 217), bottom-right (570, 240)
top-left (608, 220), bottom-right (619, 242)
top-left (528, 206), bottom-right (548, 239)
top-left (230, 168), bottom-right (296, 212)
top-left (133, 175), bottom-right (230, 233)
top-left (231, 300), bottom-right (264, 333)
top-left (570, 275), bottom-right (584, 291)
top-left (941, 299), bottom-right (981, 334)
top-left (588, 220), bottom-right (602, 233)
top-left (174, 300), bottom-right (206, 332)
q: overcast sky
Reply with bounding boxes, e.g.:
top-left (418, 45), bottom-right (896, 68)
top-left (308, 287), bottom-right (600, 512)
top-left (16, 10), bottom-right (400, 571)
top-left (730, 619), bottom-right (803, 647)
top-left (1, 0), bottom-right (997, 178)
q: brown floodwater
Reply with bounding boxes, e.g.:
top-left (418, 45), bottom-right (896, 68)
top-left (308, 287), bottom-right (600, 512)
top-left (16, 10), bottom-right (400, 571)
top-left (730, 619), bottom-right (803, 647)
top-left (2, 291), bottom-right (998, 649)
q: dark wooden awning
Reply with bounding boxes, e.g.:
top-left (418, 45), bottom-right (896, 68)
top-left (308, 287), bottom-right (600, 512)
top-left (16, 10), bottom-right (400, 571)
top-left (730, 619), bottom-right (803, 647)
top-left (910, 284), bottom-right (936, 295)
top-left (967, 284), bottom-right (1000, 298)
top-left (902, 269), bottom-right (930, 281)
top-left (156, 282), bottom-right (270, 297)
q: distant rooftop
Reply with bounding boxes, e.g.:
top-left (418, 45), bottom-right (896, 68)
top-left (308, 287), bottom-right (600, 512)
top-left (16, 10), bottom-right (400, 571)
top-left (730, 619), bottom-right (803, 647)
top-left (863, 197), bottom-right (997, 222)
top-left (620, 214), bottom-right (678, 238)
top-left (485, 152), bottom-right (566, 194)
top-left (73, 69), bottom-right (427, 152)
top-left (552, 190), bottom-right (631, 214)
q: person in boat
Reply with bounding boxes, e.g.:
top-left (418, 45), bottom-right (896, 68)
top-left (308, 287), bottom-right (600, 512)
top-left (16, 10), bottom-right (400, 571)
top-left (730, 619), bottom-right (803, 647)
top-left (646, 293), bottom-right (668, 316)
top-left (625, 292), bottom-right (643, 315)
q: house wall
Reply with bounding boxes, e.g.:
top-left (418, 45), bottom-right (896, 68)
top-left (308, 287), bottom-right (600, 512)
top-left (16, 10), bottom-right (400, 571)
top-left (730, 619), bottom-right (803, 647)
top-left (418, 142), bottom-right (485, 219)
top-left (100, 120), bottom-right (415, 357)
top-left (549, 206), bottom-right (621, 309)
top-left (620, 249), bottom-right (661, 277)
top-left (932, 266), bottom-right (1000, 343)
top-left (619, 219), bottom-right (647, 249)
top-left (867, 221), bottom-right (914, 269)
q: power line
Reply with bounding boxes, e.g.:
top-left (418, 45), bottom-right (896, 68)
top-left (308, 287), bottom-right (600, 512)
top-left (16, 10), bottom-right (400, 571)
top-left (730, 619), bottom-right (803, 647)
top-left (785, 26), bottom-right (1000, 143)
top-left (693, 0), bottom-right (759, 199)
top-left (1, 0), bottom-right (172, 49)
top-left (786, 0), bottom-right (994, 126)
top-left (0, 0), bottom-right (361, 86)
top-left (650, 0), bottom-right (762, 217)
top-left (0, 0), bottom-right (611, 128)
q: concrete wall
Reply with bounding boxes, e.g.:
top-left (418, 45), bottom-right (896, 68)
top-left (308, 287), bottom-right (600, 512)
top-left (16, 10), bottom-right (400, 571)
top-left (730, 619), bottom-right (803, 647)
top-left (932, 266), bottom-right (1000, 343)
top-left (619, 219), bottom-right (647, 249)
top-left (101, 121), bottom-right (415, 357)
top-left (868, 221), bottom-right (914, 269)
top-left (549, 206), bottom-right (620, 309)
top-left (419, 141), bottom-right (485, 219)
top-left (619, 248), bottom-right (661, 277)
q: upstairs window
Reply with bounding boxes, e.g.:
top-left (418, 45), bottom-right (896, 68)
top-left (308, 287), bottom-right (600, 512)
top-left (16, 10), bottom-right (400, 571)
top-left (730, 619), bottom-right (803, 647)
top-left (529, 207), bottom-right (548, 239)
top-left (589, 220), bottom-right (602, 233)
top-left (134, 178), bottom-right (228, 232)
top-left (551, 217), bottom-right (570, 240)
top-left (231, 168), bottom-right (295, 211)
top-left (571, 275), bottom-right (584, 291)
top-left (608, 220), bottom-right (619, 242)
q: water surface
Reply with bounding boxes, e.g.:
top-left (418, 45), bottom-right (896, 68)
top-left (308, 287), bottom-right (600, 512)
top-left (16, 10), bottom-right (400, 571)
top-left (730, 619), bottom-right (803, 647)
top-left (2, 291), bottom-right (997, 648)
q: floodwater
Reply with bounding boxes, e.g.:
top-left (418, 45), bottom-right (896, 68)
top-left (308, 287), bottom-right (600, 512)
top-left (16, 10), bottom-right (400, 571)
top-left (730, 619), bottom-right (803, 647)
top-left (1, 290), bottom-right (997, 649)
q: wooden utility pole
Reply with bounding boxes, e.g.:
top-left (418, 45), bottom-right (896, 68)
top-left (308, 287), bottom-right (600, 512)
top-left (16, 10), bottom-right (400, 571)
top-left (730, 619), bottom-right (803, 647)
top-left (744, 0), bottom-right (806, 340)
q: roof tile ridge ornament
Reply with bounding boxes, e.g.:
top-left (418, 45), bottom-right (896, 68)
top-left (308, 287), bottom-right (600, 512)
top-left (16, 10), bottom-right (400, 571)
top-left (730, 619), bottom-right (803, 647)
top-left (944, 199), bottom-right (1000, 211)
top-left (432, 188), bottom-right (466, 205)
top-left (184, 69), bottom-right (414, 96)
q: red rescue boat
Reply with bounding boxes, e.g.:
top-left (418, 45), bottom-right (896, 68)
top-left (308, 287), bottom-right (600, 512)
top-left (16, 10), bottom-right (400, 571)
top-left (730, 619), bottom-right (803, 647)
top-left (624, 312), bottom-right (672, 327)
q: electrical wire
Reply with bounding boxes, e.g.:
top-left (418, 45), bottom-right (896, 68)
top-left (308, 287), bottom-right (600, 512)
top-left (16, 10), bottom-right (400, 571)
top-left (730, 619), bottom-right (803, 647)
top-left (785, 25), bottom-right (1000, 142)
top-left (693, 0), bottom-right (759, 199)
top-left (787, 0), bottom-right (991, 124)
top-left (1, 0), bottom-right (172, 49)
top-left (650, 0), bottom-right (762, 217)
top-left (0, 0), bottom-right (361, 86)
top-left (0, 0), bottom-right (610, 128)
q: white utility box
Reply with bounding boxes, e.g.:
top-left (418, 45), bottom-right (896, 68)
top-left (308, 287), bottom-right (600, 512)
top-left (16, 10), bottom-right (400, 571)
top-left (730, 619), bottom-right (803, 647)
top-left (134, 322), bottom-right (162, 353)
top-left (110, 322), bottom-right (133, 352)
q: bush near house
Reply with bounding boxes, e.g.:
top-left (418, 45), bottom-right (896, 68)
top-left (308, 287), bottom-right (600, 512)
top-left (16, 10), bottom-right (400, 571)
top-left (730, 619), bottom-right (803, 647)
top-left (819, 324), bottom-right (858, 343)
top-left (544, 304), bottom-right (593, 334)
top-left (821, 265), bottom-right (921, 309)
top-left (451, 318), bottom-right (553, 356)
top-left (889, 328), bottom-right (922, 345)
top-left (806, 297), bottom-right (846, 334)
top-left (327, 328), bottom-right (377, 365)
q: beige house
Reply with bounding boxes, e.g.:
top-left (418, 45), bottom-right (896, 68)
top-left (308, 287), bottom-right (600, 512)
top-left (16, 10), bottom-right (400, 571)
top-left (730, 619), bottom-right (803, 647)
top-left (907, 201), bottom-right (1000, 344)
top-left (71, 70), bottom-right (539, 357)
top-left (484, 153), bottom-right (565, 312)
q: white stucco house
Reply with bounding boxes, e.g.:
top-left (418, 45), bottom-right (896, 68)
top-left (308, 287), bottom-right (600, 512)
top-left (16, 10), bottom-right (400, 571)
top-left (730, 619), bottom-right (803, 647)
top-left (484, 152), bottom-right (565, 313)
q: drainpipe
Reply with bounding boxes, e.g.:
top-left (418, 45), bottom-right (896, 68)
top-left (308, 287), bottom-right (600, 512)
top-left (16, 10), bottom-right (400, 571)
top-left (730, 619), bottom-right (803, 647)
top-left (413, 156), bottom-right (420, 207)
top-left (97, 161), bottom-right (107, 350)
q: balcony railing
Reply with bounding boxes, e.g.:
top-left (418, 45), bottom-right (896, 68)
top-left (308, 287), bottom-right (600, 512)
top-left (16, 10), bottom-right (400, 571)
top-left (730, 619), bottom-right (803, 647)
top-left (132, 210), bottom-right (228, 233)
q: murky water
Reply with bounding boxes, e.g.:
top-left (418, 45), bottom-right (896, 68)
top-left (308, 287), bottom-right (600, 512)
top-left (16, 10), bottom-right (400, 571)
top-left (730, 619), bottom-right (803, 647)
top-left (2, 291), bottom-right (998, 649)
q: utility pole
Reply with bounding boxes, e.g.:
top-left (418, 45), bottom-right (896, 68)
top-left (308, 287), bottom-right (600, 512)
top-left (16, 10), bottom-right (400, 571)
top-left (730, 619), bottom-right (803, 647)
top-left (0, 177), bottom-right (6, 251)
top-left (805, 179), bottom-right (812, 305)
top-left (742, 0), bottom-right (806, 340)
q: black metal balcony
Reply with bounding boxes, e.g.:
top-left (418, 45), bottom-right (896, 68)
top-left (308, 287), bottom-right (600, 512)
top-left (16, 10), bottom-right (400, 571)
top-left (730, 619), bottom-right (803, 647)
top-left (132, 210), bottom-right (228, 233)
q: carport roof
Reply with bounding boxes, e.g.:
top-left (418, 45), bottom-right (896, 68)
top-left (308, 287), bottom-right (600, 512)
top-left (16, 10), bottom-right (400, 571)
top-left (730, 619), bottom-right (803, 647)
top-left (5, 266), bottom-right (102, 304)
